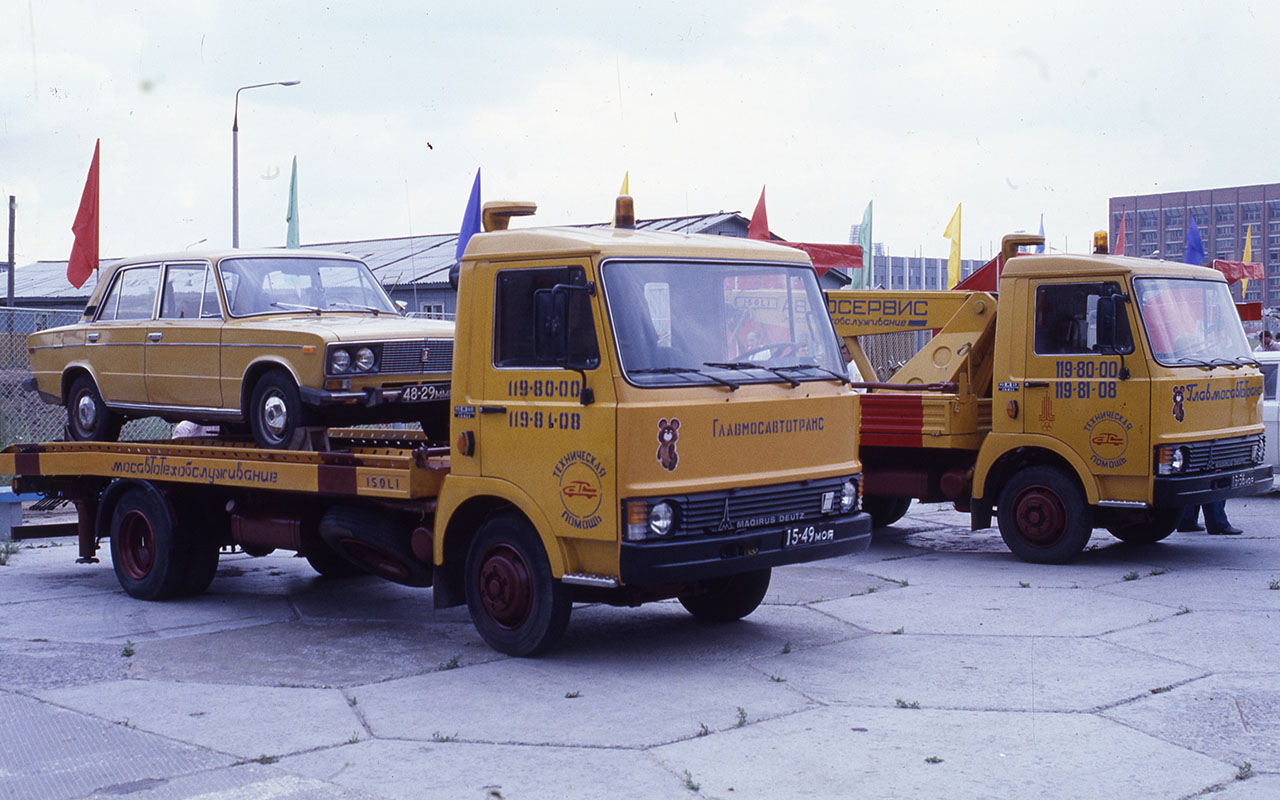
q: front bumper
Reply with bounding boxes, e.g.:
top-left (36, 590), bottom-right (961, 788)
top-left (619, 511), bottom-right (872, 585)
top-left (299, 382), bottom-right (450, 408)
top-left (1152, 465), bottom-right (1273, 508)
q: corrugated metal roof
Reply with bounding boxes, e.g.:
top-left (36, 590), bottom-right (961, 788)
top-left (10, 211), bottom-right (748, 299)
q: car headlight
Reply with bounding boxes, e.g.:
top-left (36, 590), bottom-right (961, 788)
top-left (354, 346), bottom-right (376, 372)
top-left (1170, 446), bottom-right (1185, 472)
top-left (840, 479), bottom-right (857, 513)
top-left (648, 501), bottom-right (675, 536)
top-left (329, 348), bottom-right (351, 373)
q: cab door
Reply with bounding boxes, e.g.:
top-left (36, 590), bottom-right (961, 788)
top-left (145, 262), bottom-right (224, 408)
top-left (1022, 279), bottom-right (1151, 485)
top-left (89, 264), bottom-right (160, 404)
top-left (478, 262), bottom-right (617, 544)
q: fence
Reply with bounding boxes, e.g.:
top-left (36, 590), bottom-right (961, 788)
top-left (857, 330), bottom-right (930, 381)
top-left (1, 307), bottom-right (172, 451)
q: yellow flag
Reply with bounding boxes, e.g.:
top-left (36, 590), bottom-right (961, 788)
top-left (942, 203), bottom-right (962, 288)
top-left (620, 171), bottom-right (630, 196)
top-left (1243, 224), bottom-right (1253, 295)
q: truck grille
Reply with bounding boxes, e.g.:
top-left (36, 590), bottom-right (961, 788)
top-left (675, 476), bottom-right (851, 535)
top-left (380, 339), bottom-right (453, 374)
top-left (1182, 434), bottom-right (1263, 474)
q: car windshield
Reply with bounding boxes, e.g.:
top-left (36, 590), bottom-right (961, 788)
top-left (218, 256), bottom-right (398, 317)
top-left (601, 258), bottom-right (846, 387)
top-left (1133, 277), bottom-right (1253, 366)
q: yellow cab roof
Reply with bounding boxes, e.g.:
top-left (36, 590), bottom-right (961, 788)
top-left (1001, 252), bottom-right (1228, 282)
top-left (463, 225), bottom-right (815, 265)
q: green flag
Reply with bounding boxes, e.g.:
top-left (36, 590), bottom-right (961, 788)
top-left (856, 201), bottom-right (873, 288)
top-left (286, 156), bottom-right (300, 249)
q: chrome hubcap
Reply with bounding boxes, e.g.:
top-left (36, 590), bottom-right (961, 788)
top-left (76, 393), bottom-right (97, 429)
top-left (263, 393), bottom-right (288, 437)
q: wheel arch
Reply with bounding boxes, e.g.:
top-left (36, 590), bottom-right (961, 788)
top-left (974, 435), bottom-right (1099, 506)
top-left (239, 358), bottom-right (302, 419)
top-left (61, 364), bottom-right (99, 405)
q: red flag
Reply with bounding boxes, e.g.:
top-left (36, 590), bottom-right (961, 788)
top-left (1113, 204), bottom-right (1126, 256)
top-left (68, 139), bottom-right (100, 289)
top-left (747, 186), bottom-right (769, 240)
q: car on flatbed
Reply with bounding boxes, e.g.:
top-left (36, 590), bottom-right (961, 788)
top-left (25, 250), bottom-right (454, 449)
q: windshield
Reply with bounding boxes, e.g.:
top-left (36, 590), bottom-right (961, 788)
top-left (1133, 277), bottom-right (1253, 366)
top-left (602, 259), bottom-right (846, 387)
top-left (218, 256), bottom-right (398, 317)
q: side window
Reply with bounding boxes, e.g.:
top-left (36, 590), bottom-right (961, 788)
top-left (1033, 282), bottom-right (1133, 355)
top-left (1262, 363), bottom-right (1278, 400)
top-left (201, 266), bottom-right (222, 318)
top-left (160, 264), bottom-right (208, 320)
top-left (494, 266), bottom-right (600, 367)
top-left (109, 266), bottom-right (161, 322)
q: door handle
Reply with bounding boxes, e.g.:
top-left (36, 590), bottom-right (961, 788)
top-left (478, 405), bottom-right (507, 414)
top-left (86, 332), bottom-right (100, 342)
top-left (1024, 380), bottom-right (1049, 388)
top-left (147, 332), bottom-right (163, 342)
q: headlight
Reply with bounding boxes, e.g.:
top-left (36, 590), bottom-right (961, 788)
top-left (354, 346), bottom-right (376, 372)
top-left (329, 348), bottom-right (351, 373)
top-left (840, 479), bottom-right (857, 513)
top-left (648, 501), bottom-right (675, 536)
top-left (1170, 447), bottom-right (1185, 472)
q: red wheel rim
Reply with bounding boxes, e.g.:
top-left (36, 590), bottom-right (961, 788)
top-left (118, 510), bottom-right (156, 580)
top-left (1013, 485), bottom-right (1067, 547)
top-left (477, 544), bottom-right (532, 630)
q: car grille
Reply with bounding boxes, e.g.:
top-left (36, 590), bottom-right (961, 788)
top-left (380, 338), bottom-right (453, 374)
top-left (1182, 434), bottom-right (1263, 473)
top-left (676, 476), bottom-right (851, 535)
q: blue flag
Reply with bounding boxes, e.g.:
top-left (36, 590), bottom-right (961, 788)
top-left (456, 168), bottom-right (482, 262)
top-left (1185, 214), bottom-right (1205, 265)
top-left (1036, 214), bottom-right (1045, 253)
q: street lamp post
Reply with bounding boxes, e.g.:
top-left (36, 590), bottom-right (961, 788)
top-left (232, 80), bottom-right (300, 248)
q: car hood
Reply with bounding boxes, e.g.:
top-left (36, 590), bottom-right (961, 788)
top-left (232, 314), bottom-right (454, 341)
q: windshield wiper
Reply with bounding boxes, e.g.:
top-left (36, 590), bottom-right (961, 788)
top-left (775, 362), bottom-right (850, 385)
top-left (1170, 356), bottom-right (1214, 368)
top-left (632, 366), bottom-right (739, 390)
top-left (1237, 355), bottom-right (1261, 367)
top-left (328, 301), bottom-right (381, 316)
top-left (1207, 357), bottom-right (1240, 369)
top-left (270, 301), bottom-right (322, 315)
top-left (703, 361), bottom-right (799, 388)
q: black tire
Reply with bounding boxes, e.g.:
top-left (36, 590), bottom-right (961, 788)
top-left (303, 535), bottom-right (365, 578)
top-left (109, 487), bottom-right (188, 600)
top-left (420, 401), bottom-right (451, 442)
top-left (1106, 507), bottom-right (1180, 544)
top-left (318, 506), bottom-right (429, 585)
top-left (678, 569), bottom-right (772, 622)
top-left (464, 514), bottom-right (571, 657)
top-left (66, 374), bottom-right (122, 442)
top-left (249, 370), bottom-right (306, 450)
top-left (863, 495), bottom-right (912, 529)
top-left (180, 538), bottom-right (220, 596)
top-left (996, 465), bottom-right (1093, 564)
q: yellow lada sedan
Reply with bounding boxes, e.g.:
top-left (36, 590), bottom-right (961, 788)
top-left (26, 251), bottom-right (454, 449)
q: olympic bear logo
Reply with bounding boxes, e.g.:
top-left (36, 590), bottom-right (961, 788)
top-left (1171, 385), bottom-right (1185, 423)
top-left (656, 418), bottom-right (680, 472)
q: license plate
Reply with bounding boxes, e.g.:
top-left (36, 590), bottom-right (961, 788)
top-left (402, 383), bottom-right (450, 403)
top-left (783, 525), bottom-right (836, 548)
top-left (1231, 472), bottom-right (1253, 488)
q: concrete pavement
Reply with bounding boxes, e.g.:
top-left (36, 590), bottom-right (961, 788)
top-left (2, 494), bottom-right (1278, 800)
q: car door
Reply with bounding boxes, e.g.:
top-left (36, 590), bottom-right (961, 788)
top-left (145, 262), bottom-right (224, 409)
top-left (89, 264), bottom-right (160, 405)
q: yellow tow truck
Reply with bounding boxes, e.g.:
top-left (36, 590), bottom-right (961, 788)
top-left (1, 199), bottom-right (871, 655)
top-left (827, 232), bottom-right (1272, 563)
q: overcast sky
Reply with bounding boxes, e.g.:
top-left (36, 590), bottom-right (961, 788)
top-left (1, 0), bottom-right (1274, 268)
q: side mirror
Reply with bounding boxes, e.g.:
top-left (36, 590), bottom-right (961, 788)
top-left (534, 283), bottom-right (597, 404)
top-left (395, 299), bottom-right (407, 313)
top-left (448, 262), bottom-right (460, 291)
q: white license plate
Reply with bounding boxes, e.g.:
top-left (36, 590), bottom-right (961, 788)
top-left (783, 525), bottom-right (836, 548)
top-left (402, 383), bottom-right (450, 402)
top-left (1231, 471), bottom-right (1253, 488)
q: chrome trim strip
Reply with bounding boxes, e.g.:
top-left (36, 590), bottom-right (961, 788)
top-left (1096, 500), bottom-right (1149, 508)
top-left (107, 401), bottom-right (240, 419)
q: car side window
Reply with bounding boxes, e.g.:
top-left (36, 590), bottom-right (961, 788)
top-left (102, 266), bottom-right (160, 322)
top-left (1262, 362), bottom-right (1277, 400)
top-left (493, 266), bottom-right (599, 368)
top-left (160, 264), bottom-right (208, 320)
top-left (1033, 282), bottom-right (1133, 355)
top-left (200, 266), bottom-right (222, 318)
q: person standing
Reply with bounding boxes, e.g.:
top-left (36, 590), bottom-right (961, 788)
top-left (1177, 502), bottom-right (1243, 535)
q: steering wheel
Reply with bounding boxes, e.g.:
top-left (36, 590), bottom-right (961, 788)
top-left (739, 341), bottom-right (798, 361)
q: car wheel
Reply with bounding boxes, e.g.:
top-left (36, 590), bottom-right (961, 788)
top-left (677, 569), bottom-right (772, 621)
top-left (249, 370), bottom-right (306, 449)
top-left (66, 374), bottom-right (122, 442)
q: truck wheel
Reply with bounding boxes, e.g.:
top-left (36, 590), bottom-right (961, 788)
top-left (318, 506), bottom-right (431, 585)
top-left (66, 374), bottom-right (122, 442)
top-left (678, 569), bottom-right (771, 621)
top-left (420, 401), bottom-right (450, 442)
top-left (109, 488), bottom-right (188, 600)
top-left (249, 370), bottom-right (306, 450)
top-left (1106, 508), bottom-right (1180, 544)
top-left (863, 496), bottom-right (912, 529)
top-left (180, 538), bottom-right (220, 596)
top-left (303, 534), bottom-right (365, 578)
top-left (464, 514), bottom-right (571, 657)
top-left (996, 466), bottom-right (1093, 564)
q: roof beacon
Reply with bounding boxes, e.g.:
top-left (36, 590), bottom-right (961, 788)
top-left (614, 195), bottom-right (636, 230)
top-left (1094, 230), bottom-right (1109, 254)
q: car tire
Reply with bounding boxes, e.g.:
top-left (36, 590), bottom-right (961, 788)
top-left (249, 370), bottom-right (306, 450)
top-left (109, 487), bottom-right (188, 600)
top-left (66, 374), bottom-right (122, 442)
top-left (677, 569), bottom-right (772, 621)
top-left (464, 514), bottom-right (572, 657)
top-left (996, 465), bottom-right (1093, 563)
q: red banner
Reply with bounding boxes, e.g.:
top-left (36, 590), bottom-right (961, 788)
top-left (67, 140), bottom-right (100, 289)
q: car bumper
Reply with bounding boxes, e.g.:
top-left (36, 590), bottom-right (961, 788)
top-left (619, 511), bottom-right (872, 585)
top-left (1152, 465), bottom-right (1274, 507)
top-left (299, 382), bottom-right (450, 408)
